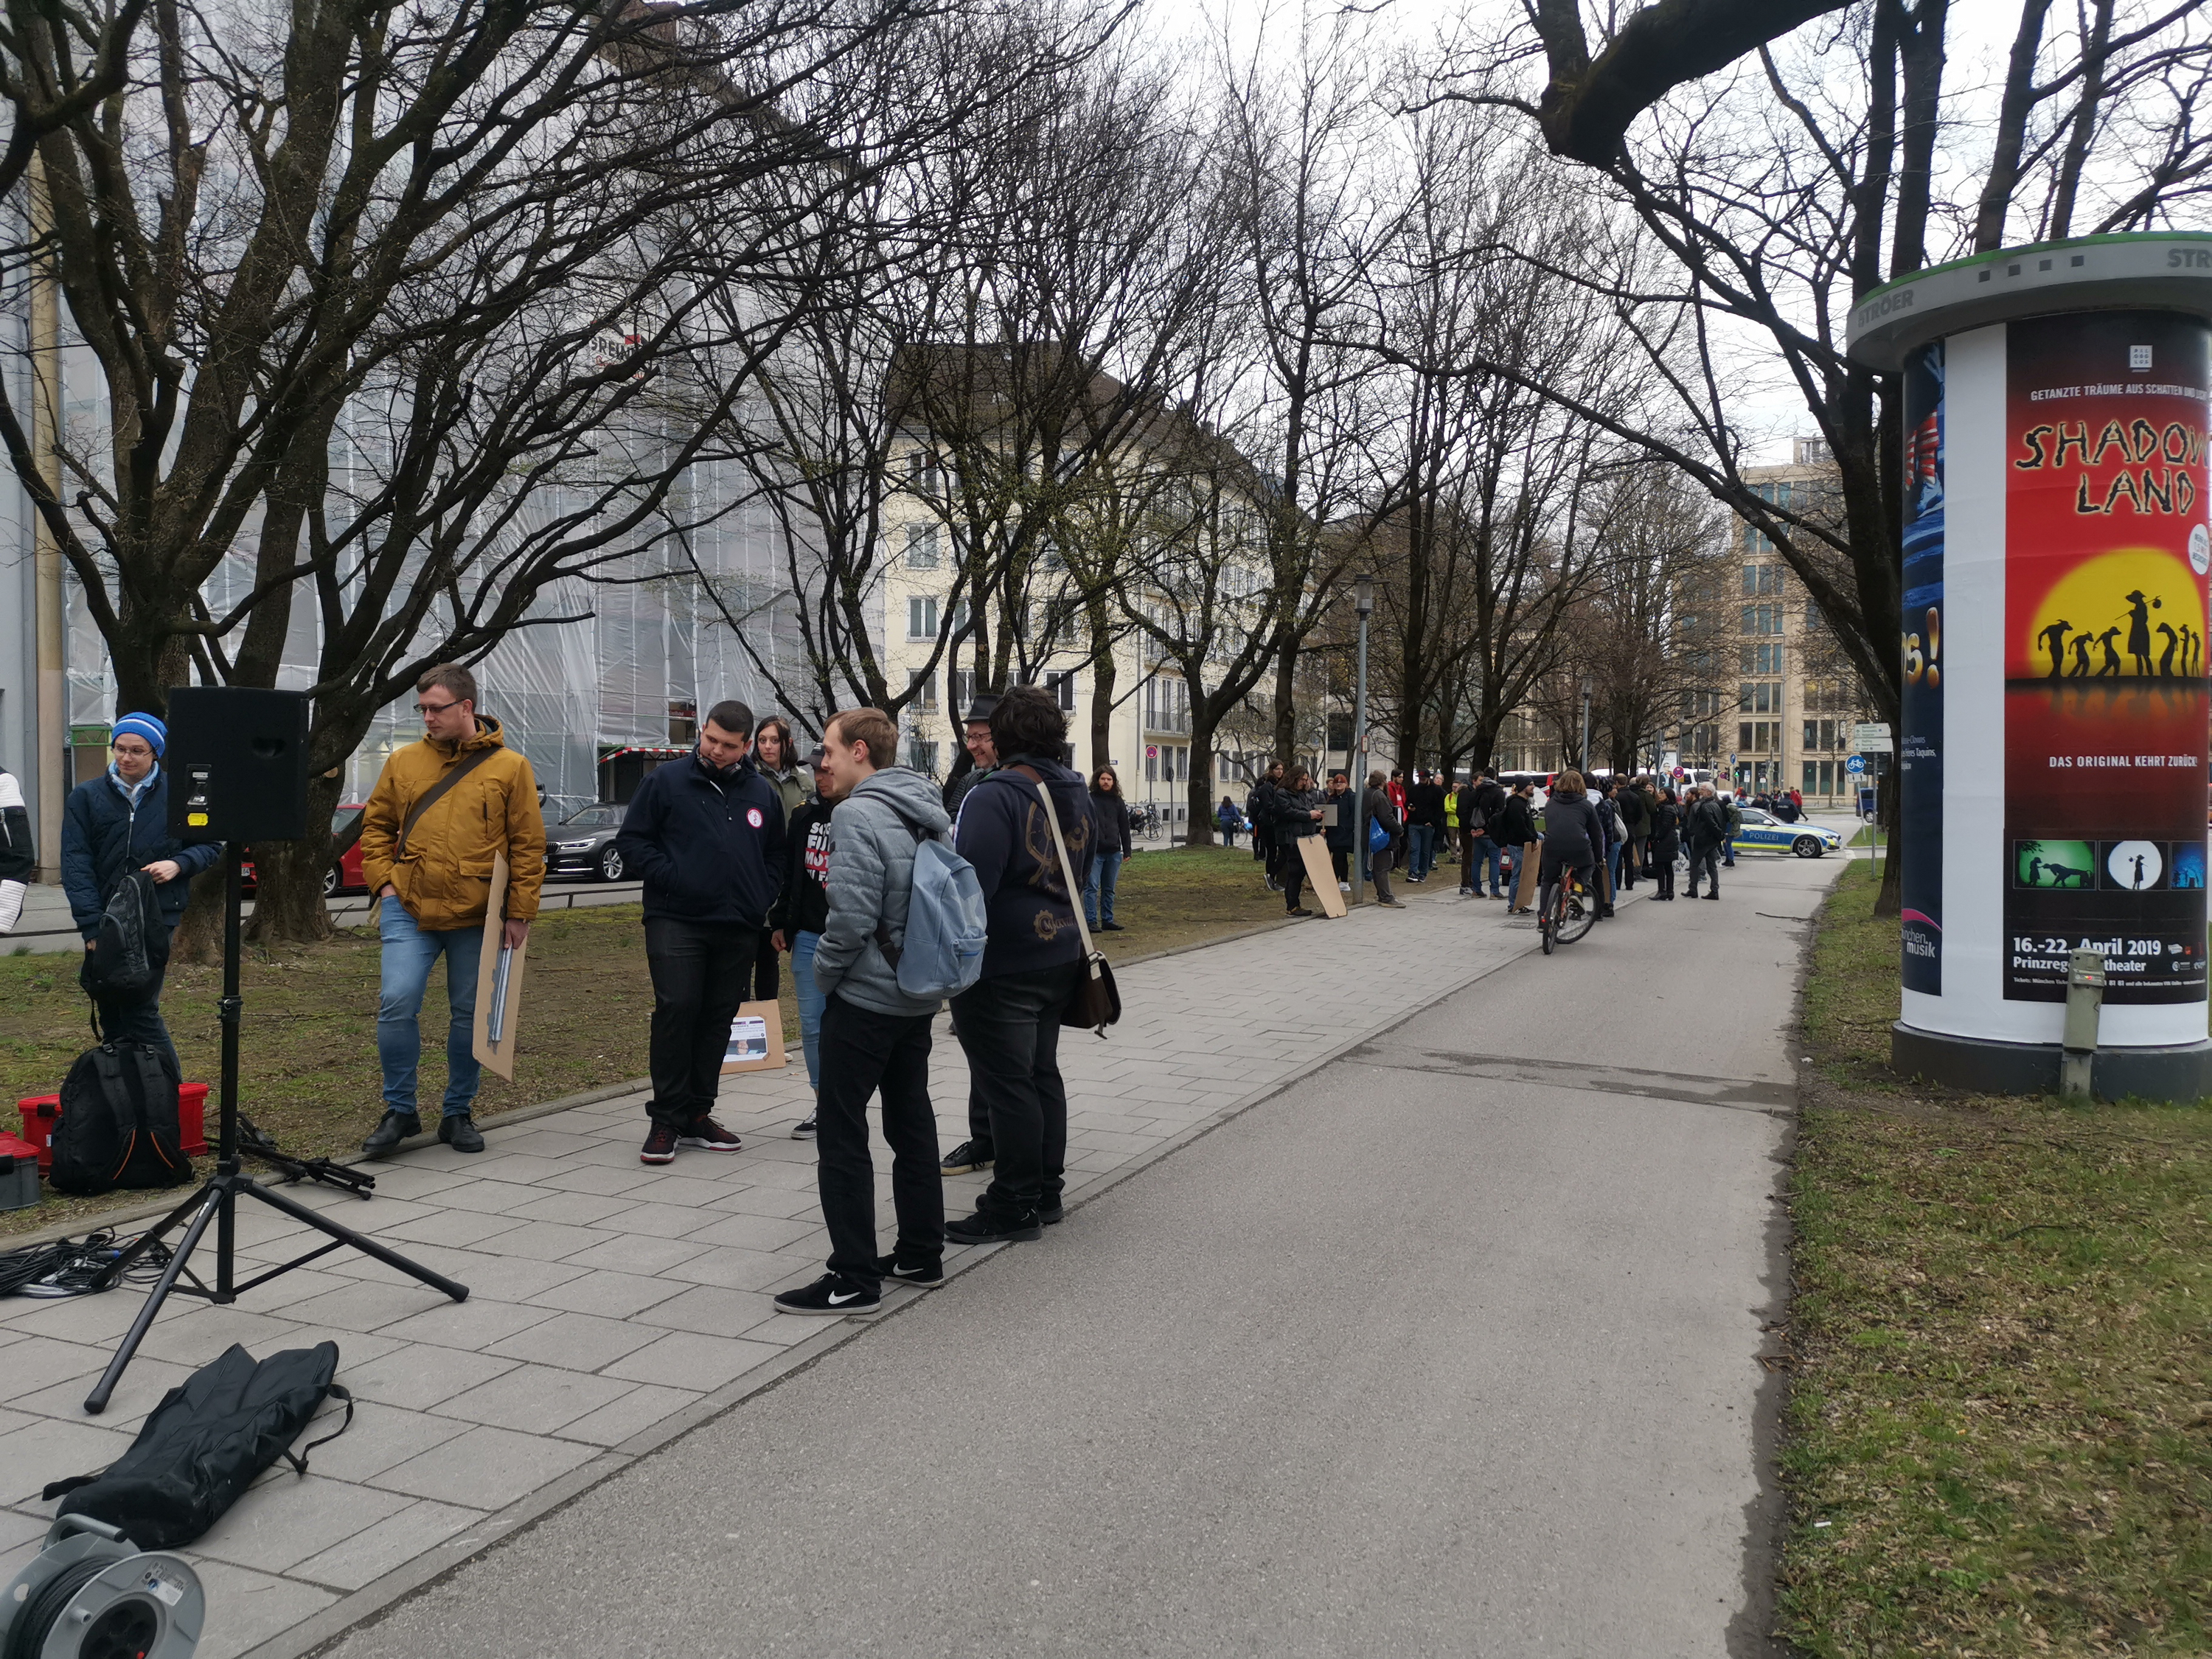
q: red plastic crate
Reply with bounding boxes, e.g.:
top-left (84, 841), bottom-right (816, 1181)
top-left (16, 1083), bottom-right (208, 1170)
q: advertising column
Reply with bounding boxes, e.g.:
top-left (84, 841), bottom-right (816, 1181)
top-left (2002, 311), bottom-right (2210, 1027)
top-left (1898, 344), bottom-right (1945, 992)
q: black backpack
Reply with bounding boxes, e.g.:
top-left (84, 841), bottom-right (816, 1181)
top-left (45, 1343), bottom-right (353, 1548)
top-left (49, 1040), bottom-right (191, 1194)
top-left (86, 869), bottom-right (159, 996)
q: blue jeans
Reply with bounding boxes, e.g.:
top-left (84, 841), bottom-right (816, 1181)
top-left (1465, 835), bottom-right (1502, 894)
top-left (792, 929), bottom-right (826, 1091)
top-left (378, 895), bottom-right (484, 1118)
top-left (1607, 841), bottom-right (1624, 891)
top-left (1086, 849), bottom-right (1123, 928)
top-left (1407, 823), bottom-right (1437, 880)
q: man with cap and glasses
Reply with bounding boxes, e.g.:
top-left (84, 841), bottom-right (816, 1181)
top-left (61, 712), bottom-right (223, 1069)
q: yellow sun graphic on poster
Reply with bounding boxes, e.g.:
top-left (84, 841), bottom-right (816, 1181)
top-left (2020, 547), bottom-right (2206, 680)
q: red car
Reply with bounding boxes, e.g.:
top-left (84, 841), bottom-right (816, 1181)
top-left (241, 806), bottom-right (369, 898)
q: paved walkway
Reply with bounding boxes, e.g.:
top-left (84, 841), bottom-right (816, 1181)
top-left (1, 874), bottom-right (1554, 1659)
top-left (317, 849), bottom-right (1837, 1659)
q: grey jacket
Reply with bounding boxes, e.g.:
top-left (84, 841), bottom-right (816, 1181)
top-left (813, 765), bottom-right (953, 1018)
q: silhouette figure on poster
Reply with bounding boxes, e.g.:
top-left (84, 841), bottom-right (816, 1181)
top-left (2130, 852), bottom-right (2149, 890)
top-left (2026, 855), bottom-right (2044, 888)
top-left (2041, 857), bottom-right (2092, 888)
top-left (2159, 622), bottom-right (2180, 677)
top-left (2096, 627), bottom-right (2124, 676)
top-left (2038, 619), bottom-right (2072, 681)
top-left (2124, 591), bottom-right (2156, 677)
top-left (2070, 633), bottom-right (2097, 678)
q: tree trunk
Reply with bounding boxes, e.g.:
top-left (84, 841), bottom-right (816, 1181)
top-left (1268, 639), bottom-right (1298, 765)
top-left (168, 862), bottom-right (227, 966)
top-left (1087, 598), bottom-right (1116, 773)
top-left (1184, 731), bottom-right (1217, 848)
top-left (1873, 762), bottom-right (1901, 918)
top-left (244, 768), bottom-right (347, 945)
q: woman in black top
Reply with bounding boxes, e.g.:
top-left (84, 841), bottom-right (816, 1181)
top-left (1647, 787), bottom-right (1683, 900)
top-left (768, 750), bottom-right (836, 1136)
top-left (1086, 767), bottom-right (1135, 931)
top-left (1273, 768), bottom-right (1326, 916)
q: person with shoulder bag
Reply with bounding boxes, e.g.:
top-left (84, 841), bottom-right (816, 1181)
top-left (61, 713), bottom-right (222, 1070)
top-left (776, 708), bottom-right (953, 1315)
top-left (944, 686), bottom-right (1096, 1246)
top-left (356, 665), bottom-right (544, 1157)
top-left (1362, 769), bottom-right (1404, 908)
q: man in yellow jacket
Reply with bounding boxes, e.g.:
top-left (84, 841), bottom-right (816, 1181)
top-left (358, 664), bottom-right (545, 1155)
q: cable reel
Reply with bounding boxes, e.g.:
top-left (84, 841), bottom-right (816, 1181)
top-left (1, 1516), bottom-right (201, 1659)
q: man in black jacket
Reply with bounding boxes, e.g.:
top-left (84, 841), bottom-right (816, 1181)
top-left (1405, 770), bottom-right (1447, 883)
top-left (1685, 783), bottom-right (1728, 900)
top-left (613, 700), bottom-right (788, 1165)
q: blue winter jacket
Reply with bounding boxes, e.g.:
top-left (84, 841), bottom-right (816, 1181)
top-left (612, 750), bottom-right (788, 928)
top-left (61, 765), bottom-right (223, 939)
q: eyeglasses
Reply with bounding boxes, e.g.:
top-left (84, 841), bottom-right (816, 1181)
top-left (415, 699), bottom-right (460, 715)
top-left (111, 741), bottom-right (153, 756)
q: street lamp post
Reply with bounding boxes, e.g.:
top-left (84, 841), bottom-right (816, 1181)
top-left (1578, 681), bottom-right (1591, 775)
top-left (1351, 575), bottom-right (1374, 908)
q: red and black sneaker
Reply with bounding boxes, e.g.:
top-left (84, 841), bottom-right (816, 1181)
top-left (640, 1122), bottom-right (680, 1165)
top-left (678, 1116), bottom-right (742, 1153)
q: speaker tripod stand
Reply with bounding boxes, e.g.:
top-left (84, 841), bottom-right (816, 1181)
top-left (83, 846), bottom-right (467, 1414)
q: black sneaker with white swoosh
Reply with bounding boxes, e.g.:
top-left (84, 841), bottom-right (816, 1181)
top-left (773, 1273), bottom-right (882, 1315)
top-left (871, 1253), bottom-right (945, 1287)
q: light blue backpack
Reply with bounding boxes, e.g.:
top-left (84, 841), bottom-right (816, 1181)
top-left (872, 810), bottom-right (987, 999)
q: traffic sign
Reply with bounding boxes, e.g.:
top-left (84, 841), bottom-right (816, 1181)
top-left (1145, 745), bottom-right (1158, 759)
top-left (1853, 722), bottom-right (1893, 749)
top-left (1845, 754), bottom-right (1865, 774)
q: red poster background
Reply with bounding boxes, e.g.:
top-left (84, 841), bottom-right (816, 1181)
top-left (2003, 311), bottom-right (2210, 1003)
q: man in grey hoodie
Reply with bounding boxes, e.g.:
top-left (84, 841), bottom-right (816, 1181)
top-left (773, 706), bottom-right (950, 1317)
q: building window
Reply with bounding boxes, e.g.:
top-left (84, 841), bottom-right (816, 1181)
top-left (904, 523), bottom-right (939, 569)
top-left (1144, 675), bottom-right (1189, 735)
top-left (909, 671), bottom-right (938, 712)
top-left (949, 668), bottom-right (975, 715)
top-left (908, 597), bottom-right (939, 640)
top-left (1046, 670), bottom-right (1076, 712)
top-left (667, 700), bottom-right (697, 744)
top-left (1741, 603), bottom-right (1781, 635)
top-left (905, 737), bottom-right (939, 776)
top-left (907, 449), bottom-right (943, 494)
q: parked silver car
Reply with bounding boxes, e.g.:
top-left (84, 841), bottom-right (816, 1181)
top-left (546, 803), bottom-right (628, 881)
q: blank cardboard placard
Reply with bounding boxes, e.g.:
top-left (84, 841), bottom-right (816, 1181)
top-left (721, 999), bottom-right (788, 1074)
top-left (471, 851), bottom-right (528, 1080)
top-left (1296, 836), bottom-right (1347, 917)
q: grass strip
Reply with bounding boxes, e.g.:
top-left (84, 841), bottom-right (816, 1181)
top-left (1783, 859), bottom-right (2212, 1655)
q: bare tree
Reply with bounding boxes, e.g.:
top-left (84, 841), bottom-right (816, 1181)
top-left (1, 0), bottom-right (972, 939)
top-left (1434, 0), bottom-right (2212, 912)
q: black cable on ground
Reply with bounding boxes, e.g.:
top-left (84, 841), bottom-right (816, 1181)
top-left (0, 1228), bottom-right (175, 1298)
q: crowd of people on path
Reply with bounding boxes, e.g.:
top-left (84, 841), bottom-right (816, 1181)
top-left (25, 664), bottom-right (1803, 1322)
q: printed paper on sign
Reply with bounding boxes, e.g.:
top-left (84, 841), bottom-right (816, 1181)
top-left (2001, 310), bottom-right (2211, 1008)
top-left (720, 999), bottom-right (787, 1074)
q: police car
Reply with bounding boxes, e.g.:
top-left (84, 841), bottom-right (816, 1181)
top-left (1731, 807), bottom-right (1843, 858)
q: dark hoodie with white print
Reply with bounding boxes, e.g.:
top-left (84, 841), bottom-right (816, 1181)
top-left (768, 794), bottom-right (832, 940)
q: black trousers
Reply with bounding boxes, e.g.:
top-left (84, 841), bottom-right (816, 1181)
top-left (1652, 844), bottom-right (1678, 899)
top-left (816, 992), bottom-right (943, 1287)
top-left (952, 962), bottom-right (1080, 1221)
top-left (1329, 845), bottom-right (1349, 883)
top-left (1280, 838), bottom-right (1309, 911)
top-left (643, 917), bottom-right (757, 1127)
top-left (751, 928), bottom-right (779, 1003)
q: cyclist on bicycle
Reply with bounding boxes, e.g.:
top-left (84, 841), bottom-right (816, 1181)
top-left (1537, 769), bottom-right (1599, 927)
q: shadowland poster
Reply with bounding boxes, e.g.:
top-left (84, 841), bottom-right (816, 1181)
top-left (1899, 341), bottom-right (1944, 992)
top-left (2003, 310), bottom-right (2211, 1005)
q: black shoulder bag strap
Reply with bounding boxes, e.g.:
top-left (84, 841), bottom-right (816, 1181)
top-left (394, 745), bottom-right (501, 861)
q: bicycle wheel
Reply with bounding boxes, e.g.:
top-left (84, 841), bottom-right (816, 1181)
top-left (1540, 883), bottom-right (1557, 954)
top-left (1555, 878), bottom-right (1596, 945)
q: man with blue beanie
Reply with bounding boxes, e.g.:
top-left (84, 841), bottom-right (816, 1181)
top-left (61, 712), bottom-right (222, 1065)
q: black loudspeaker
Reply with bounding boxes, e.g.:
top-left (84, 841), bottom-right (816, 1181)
top-left (164, 687), bottom-right (312, 844)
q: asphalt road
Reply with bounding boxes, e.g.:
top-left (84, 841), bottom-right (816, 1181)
top-left (325, 850), bottom-right (1838, 1659)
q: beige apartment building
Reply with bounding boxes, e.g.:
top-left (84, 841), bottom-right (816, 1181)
top-left (1731, 442), bottom-right (1877, 805)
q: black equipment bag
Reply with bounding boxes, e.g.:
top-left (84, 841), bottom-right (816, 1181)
top-left (49, 1041), bottom-right (190, 1195)
top-left (44, 1343), bottom-right (352, 1549)
top-left (86, 869), bottom-right (159, 996)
